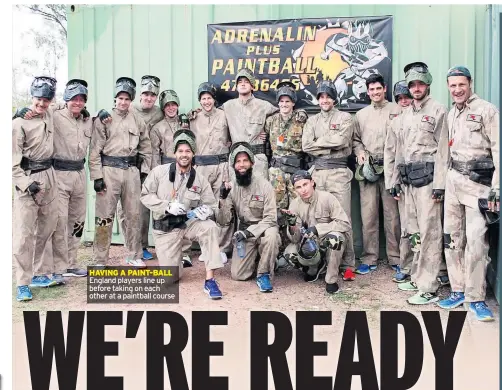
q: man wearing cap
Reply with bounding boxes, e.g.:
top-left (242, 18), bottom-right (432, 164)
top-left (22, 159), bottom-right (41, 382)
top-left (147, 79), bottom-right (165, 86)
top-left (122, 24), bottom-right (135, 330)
top-left (352, 74), bottom-right (401, 275)
top-left (188, 82), bottom-right (233, 263)
top-left (393, 62), bottom-right (449, 305)
top-left (89, 77), bottom-right (152, 269)
top-left (150, 89), bottom-right (193, 265)
top-left (141, 129), bottom-right (224, 299)
top-left (384, 80), bottom-right (414, 283)
top-left (116, 75), bottom-right (164, 261)
top-left (264, 81), bottom-right (308, 255)
top-left (302, 80), bottom-right (357, 282)
top-left (12, 76), bottom-right (60, 301)
top-left (436, 66), bottom-right (499, 321)
top-left (282, 170), bottom-right (351, 293)
top-left (220, 68), bottom-right (279, 179)
top-left (217, 142), bottom-right (280, 292)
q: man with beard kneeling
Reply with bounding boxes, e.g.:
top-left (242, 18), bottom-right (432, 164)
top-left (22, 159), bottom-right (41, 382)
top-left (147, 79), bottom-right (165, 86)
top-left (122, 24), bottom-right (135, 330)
top-left (217, 142), bottom-right (280, 292)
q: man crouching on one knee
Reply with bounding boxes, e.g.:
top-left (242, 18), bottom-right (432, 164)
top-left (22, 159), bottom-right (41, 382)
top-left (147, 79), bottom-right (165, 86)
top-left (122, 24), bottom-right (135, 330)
top-left (140, 129), bottom-right (224, 299)
top-left (217, 142), bottom-right (281, 292)
top-left (282, 170), bottom-right (351, 294)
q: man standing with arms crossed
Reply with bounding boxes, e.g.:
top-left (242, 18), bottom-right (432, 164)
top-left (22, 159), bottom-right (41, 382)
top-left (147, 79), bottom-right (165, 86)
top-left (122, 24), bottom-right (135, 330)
top-left (394, 62), bottom-right (449, 305)
top-left (302, 80), bottom-right (357, 282)
top-left (89, 77), bottom-right (152, 269)
top-left (118, 75), bottom-right (164, 261)
top-left (384, 80), bottom-right (414, 283)
top-left (353, 74), bottom-right (401, 275)
top-left (436, 66), bottom-right (499, 321)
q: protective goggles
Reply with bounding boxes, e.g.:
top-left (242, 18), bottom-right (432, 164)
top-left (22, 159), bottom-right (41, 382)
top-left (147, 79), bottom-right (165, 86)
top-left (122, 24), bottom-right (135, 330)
top-left (405, 64), bottom-right (429, 77)
top-left (160, 90), bottom-right (179, 100)
top-left (32, 77), bottom-right (57, 88)
top-left (66, 80), bottom-right (87, 90)
top-left (141, 76), bottom-right (160, 87)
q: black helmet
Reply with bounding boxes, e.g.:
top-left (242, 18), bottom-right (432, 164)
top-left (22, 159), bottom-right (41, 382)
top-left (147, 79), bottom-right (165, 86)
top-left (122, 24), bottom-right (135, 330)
top-left (30, 76), bottom-right (57, 100)
top-left (392, 80), bottom-right (412, 103)
top-left (275, 81), bottom-right (297, 104)
top-left (478, 198), bottom-right (499, 225)
top-left (64, 79), bottom-right (88, 102)
top-left (316, 80), bottom-right (337, 101)
top-left (115, 77), bottom-right (136, 101)
top-left (197, 82), bottom-right (217, 101)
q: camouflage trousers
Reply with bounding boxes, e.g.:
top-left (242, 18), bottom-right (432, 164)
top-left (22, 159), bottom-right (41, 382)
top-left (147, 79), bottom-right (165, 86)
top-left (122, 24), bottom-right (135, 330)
top-left (396, 192), bottom-right (413, 275)
top-left (444, 169), bottom-right (491, 302)
top-left (312, 167), bottom-right (356, 270)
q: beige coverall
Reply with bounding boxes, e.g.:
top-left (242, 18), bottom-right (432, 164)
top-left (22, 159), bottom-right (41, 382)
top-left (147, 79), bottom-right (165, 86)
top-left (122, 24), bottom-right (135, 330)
top-left (438, 94), bottom-right (499, 302)
top-left (302, 107), bottom-right (356, 270)
top-left (12, 113), bottom-right (59, 286)
top-left (394, 96), bottom-right (448, 293)
top-left (217, 175), bottom-right (281, 281)
top-left (117, 103), bottom-right (164, 248)
top-left (190, 107), bottom-right (233, 252)
top-left (286, 190), bottom-right (351, 283)
top-left (150, 116), bottom-right (182, 168)
top-left (353, 100), bottom-right (401, 266)
top-left (89, 108), bottom-right (152, 264)
top-left (384, 109), bottom-right (414, 274)
top-left (37, 106), bottom-right (92, 273)
top-left (221, 95), bottom-right (278, 179)
top-left (140, 163), bottom-right (223, 281)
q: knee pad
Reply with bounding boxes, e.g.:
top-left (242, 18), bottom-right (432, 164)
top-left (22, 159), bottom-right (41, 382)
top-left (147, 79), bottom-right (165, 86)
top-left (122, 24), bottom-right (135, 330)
top-left (95, 216), bottom-right (113, 227)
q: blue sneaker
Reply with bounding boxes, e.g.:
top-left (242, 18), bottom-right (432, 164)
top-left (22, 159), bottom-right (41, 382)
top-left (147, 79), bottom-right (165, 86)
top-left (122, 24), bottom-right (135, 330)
top-left (393, 271), bottom-right (411, 283)
top-left (16, 285), bottom-right (32, 302)
top-left (469, 302), bottom-right (494, 322)
top-left (437, 292), bottom-right (465, 309)
top-left (51, 273), bottom-right (66, 285)
top-left (142, 248), bottom-right (154, 260)
top-left (204, 278), bottom-right (223, 299)
top-left (256, 273), bottom-right (273, 292)
top-left (355, 264), bottom-right (377, 275)
top-left (391, 265), bottom-right (400, 272)
top-left (30, 275), bottom-right (57, 288)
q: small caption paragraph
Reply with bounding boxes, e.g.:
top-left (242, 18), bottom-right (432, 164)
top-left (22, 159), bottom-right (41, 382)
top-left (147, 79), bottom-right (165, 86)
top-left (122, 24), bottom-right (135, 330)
top-left (86, 266), bottom-right (179, 304)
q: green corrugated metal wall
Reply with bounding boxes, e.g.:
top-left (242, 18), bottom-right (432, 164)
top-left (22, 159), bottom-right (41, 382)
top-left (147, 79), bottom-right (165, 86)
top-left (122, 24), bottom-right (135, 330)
top-left (67, 5), bottom-right (495, 257)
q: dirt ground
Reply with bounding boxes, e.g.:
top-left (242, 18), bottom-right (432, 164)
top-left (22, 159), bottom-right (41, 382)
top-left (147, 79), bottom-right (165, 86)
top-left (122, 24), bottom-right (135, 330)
top-left (12, 243), bottom-right (501, 329)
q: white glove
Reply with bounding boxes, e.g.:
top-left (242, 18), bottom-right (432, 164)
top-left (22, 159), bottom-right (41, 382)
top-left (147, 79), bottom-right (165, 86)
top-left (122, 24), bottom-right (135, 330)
top-left (167, 201), bottom-right (186, 216)
top-left (193, 205), bottom-right (213, 221)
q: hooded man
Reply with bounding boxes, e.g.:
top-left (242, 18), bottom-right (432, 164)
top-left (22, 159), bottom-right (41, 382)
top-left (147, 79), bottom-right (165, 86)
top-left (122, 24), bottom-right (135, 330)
top-left (217, 142), bottom-right (281, 292)
top-left (140, 129), bottom-right (224, 299)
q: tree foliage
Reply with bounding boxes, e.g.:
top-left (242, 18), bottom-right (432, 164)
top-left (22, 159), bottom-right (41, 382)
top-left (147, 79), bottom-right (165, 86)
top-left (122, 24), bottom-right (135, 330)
top-left (18, 4), bottom-right (67, 39)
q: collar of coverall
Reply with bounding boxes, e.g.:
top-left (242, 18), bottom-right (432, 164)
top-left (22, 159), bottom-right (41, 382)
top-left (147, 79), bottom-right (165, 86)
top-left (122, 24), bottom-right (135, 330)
top-left (136, 101), bottom-right (155, 113)
top-left (112, 107), bottom-right (129, 118)
top-left (411, 95), bottom-right (432, 113)
top-left (371, 99), bottom-right (388, 109)
top-left (320, 107), bottom-right (336, 118)
top-left (165, 115), bottom-right (179, 123)
top-left (463, 93), bottom-right (478, 108)
top-left (64, 106), bottom-right (83, 120)
top-left (280, 111), bottom-right (294, 122)
top-left (203, 106), bottom-right (217, 117)
top-left (239, 94), bottom-right (255, 106)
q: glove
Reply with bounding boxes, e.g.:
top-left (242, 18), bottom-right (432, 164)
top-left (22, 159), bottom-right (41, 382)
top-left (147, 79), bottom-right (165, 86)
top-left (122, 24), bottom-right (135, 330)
top-left (27, 181), bottom-right (41, 195)
top-left (294, 109), bottom-right (308, 123)
top-left (140, 173), bottom-right (148, 185)
top-left (187, 108), bottom-right (201, 120)
top-left (389, 184), bottom-right (402, 198)
top-left (431, 189), bottom-right (445, 201)
top-left (321, 232), bottom-right (345, 251)
top-left (303, 226), bottom-right (318, 237)
top-left (13, 107), bottom-right (31, 120)
top-left (97, 109), bottom-right (111, 124)
top-left (488, 188), bottom-right (500, 212)
top-left (193, 205), bottom-right (213, 221)
top-left (167, 201), bottom-right (186, 216)
top-left (94, 179), bottom-right (106, 193)
top-left (219, 183), bottom-right (231, 199)
top-left (179, 114), bottom-right (190, 129)
top-left (286, 213), bottom-right (297, 226)
top-left (81, 107), bottom-right (90, 120)
top-left (233, 230), bottom-right (253, 242)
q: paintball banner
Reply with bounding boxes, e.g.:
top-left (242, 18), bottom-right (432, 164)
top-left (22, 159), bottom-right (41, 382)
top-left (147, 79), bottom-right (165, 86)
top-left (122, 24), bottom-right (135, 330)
top-left (208, 16), bottom-right (393, 112)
